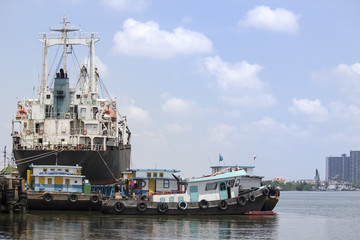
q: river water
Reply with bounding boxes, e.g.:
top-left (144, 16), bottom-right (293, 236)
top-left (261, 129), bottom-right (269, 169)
top-left (1, 191), bottom-right (359, 239)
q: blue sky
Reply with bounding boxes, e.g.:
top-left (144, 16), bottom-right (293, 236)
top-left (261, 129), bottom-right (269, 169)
top-left (1, 0), bottom-right (360, 180)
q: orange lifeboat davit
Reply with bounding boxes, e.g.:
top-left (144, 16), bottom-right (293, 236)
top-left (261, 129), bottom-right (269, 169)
top-left (102, 106), bottom-right (116, 122)
top-left (16, 106), bottom-right (27, 120)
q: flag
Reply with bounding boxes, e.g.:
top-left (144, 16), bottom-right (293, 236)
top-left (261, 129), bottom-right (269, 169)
top-left (253, 155), bottom-right (257, 160)
top-left (219, 153), bottom-right (223, 162)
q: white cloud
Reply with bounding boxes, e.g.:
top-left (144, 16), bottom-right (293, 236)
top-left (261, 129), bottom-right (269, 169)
top-left (203, 55), bottom-right (263, 89)
top-left (252, 116), bottom-right (311, 138)
top-left (289, 98), bottom-right (329, 122)
top-left (220, 94), bottom-right (276, 107)
top-left (165, 123), bottom-right (191, 133)
top-left (126, 105), bottom-right (151, 123)
top-left (329, 102), bottom-right (360, 121)
top-left (208, 123), bottom-right (237, 145)
top-left (112, 18), bottom-right (213, 58)
top-left (102, 0), bottom-right (148, 12)
top-left (162, 95), bottom-right (197, 115)
top-left (239, 5), bottom-right (300, 34)
top-left (202, 55), bottom-right (276, 107)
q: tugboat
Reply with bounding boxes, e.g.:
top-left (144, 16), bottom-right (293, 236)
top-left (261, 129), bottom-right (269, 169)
top-left (11, 17), bottom-right (131, 185)
top-left (101, 167), bottom-right (278, 215)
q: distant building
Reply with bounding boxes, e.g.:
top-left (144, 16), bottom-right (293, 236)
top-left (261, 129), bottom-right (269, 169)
top-left (326, 150), bottom-right (360, 183)
top-left (273, 177), bottom-right (285, 183)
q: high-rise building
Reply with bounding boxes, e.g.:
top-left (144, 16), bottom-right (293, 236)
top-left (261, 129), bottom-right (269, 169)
top-left (326, 151), bottom-right (360, 183)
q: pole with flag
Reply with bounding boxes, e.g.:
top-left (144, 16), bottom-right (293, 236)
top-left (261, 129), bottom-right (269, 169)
top-left (219, 153), bottom-right (223, 163)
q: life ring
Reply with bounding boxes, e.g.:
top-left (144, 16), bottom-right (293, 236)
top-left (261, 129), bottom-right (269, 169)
top-left (249, 193), bottom-right (256, 202)
top-left (82, 129), bottom-right (87, 135)
top-left (69, 194), bottom-right (78, 203)
top-left (157, 203), bottom-right (168, 214)
top-left (114, 201), bottom-right (125, 213)
top-left (262, 187), bottom-right (269, 196)
top-left (38, 129), bottom-right (43, 135)
top-left (26, 130), bottom-right (31, 135)
top-left (90, 195), bottom-right (99, 204)
top-left (43, 193), bottom-right (53, 202)
top-left (100, 102), bottom-right (105, 107)
top-left (218, 200), bottom-right (228, 210)
top-left (70, 129), bottom-right (76, 135)
top-left (236, 195), bottom-right (247, 206)
top-left (199, 199), bottom-right (209, 209)
top-left (178, 201), bottom-right (188, 211)
top-left (137, 201), bottom-right (147, 212)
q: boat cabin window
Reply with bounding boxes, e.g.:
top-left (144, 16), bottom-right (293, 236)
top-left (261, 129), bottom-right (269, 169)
top-left (50, 168), bottom-right (55, 171)
top-left (163, 180), bottom-right (170, 188)
top-left (205, 182), bottom-right (217, 191)
top-left (220, 182), bottom-right (226, 191)
top-left (43, 168), bottom-right (47, 172)
top-left (65, 179), bottom-right (70, 185)
top-left (147, 172), bottom-right (151, 178)
top-left (46, 94), bottom-right (51, 99)
top-left (235, 179), bottom-right (240, 187)
top-left (153, 172), bottom-right (158, 178)
top-left (76, 94), bottom-right (81, 99)
top-left (65, 169), bottom-right (69, 172)
top-left (159, 172), bottom-right (164, 177)
top-left (47, 178), bottom-right (52, 184)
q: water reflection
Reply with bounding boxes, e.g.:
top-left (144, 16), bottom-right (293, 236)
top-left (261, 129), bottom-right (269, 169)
top-left (0, 211), bottom-right (279, 239)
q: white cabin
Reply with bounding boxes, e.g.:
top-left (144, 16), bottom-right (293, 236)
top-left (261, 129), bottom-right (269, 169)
top-left (30, 164), bottom-right (85, 193)
top-left (122, 169), bottom-right (180, 196)
top-left (150, 168), bottom-right (263, 203)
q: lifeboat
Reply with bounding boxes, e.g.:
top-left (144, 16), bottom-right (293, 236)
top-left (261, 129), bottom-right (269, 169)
top-left (102, 106), bottom-right (116, 122)
top-left (16, 106), bottom-right (27, 120)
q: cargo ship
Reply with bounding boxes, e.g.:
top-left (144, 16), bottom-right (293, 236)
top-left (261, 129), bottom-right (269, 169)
top-left (11, 17), bottom-right (131, 185)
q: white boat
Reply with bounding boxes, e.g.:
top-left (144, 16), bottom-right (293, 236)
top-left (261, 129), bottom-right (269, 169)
top-left (102, 167), bottom-right (278, 215)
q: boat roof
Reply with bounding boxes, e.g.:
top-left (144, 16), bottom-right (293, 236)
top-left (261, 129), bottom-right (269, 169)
top-left (210, 165), bottom-right (255, 169)
top-left (186, 169), bottom-right (250, 183)
top-left (126, 168), bottom-right (180, 173)
top-left (30, 164), bottom-right (81, 169)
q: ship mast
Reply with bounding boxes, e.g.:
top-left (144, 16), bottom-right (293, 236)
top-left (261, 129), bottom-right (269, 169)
top-left (38, 16), bottom-right (100, 103)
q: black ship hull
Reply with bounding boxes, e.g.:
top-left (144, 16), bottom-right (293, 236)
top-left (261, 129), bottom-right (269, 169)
top-left (102, 195), bottom-right (266, 215)
top-left (13, 145), bottom-right (131, 185)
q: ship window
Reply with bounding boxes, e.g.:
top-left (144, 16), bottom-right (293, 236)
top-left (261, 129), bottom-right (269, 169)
top-left (76, 94), bottom-right (81, 99)
top-left (43, 168), bottom-right (47, 172)
top-left (220, 182), bottom-right (226, 191)
top-left (163, 180), bottom-right (170, 188)
top-left (65, 169), bottom-right (69, 172)
top-left (47, 178), bottom-right (52, 184)
top-left (153, 172), bottom-right (158, 178)
top-left (235, 179), bottom-right (240, 187)
top-left (74, 180), bottom-right (78, 184)
top-left (46, 94), bottom-right (51, 99)
top-left (147, 172), bottom-right (151, 178)
top-left (205, 182), bottom-right (217, 191)
top-left (65, 179), bottom-right (70, 185)
top-left (50, 169), bottom-right (55, 171)
top-left (159, 172), bottom-right (164, 177)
